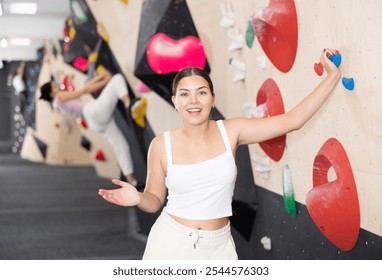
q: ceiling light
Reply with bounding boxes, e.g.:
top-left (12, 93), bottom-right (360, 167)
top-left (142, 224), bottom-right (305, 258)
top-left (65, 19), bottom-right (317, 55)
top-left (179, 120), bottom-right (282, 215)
top-left (0, 3), bottom-right (3, 17)
top-left (10, 37), bottom-right (31, 46)
top-left (1, 38), bottom-right (8, 48)
top-left (9, 2), bottom-right (38, 14)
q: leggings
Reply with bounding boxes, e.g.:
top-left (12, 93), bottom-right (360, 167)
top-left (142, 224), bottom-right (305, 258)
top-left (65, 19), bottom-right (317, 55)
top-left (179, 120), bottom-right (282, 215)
top-left (142, 211), bottom-right (238, 260)
top-left (82, 74), bottom-right (134, 176)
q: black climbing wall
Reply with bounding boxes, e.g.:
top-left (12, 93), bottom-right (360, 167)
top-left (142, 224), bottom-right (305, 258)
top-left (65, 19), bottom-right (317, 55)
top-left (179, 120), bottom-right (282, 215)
top-left (64, 0), bottom-right (99, 65)
top-left (0, 62), bottom-right (12, 153)
top-left (1, 60), bottom-right (41, 154)
top-left (134, 0), bottom-right (210, 105)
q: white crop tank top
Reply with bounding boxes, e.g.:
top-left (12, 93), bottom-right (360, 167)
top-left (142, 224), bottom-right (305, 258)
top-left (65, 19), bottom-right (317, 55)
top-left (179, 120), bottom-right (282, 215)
top-left (163, 120), bottom-right (237, 220)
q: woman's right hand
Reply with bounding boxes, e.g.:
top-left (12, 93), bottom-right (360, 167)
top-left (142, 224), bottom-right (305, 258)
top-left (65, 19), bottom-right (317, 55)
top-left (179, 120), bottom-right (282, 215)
top-left (98, 179), bottom-right (142, 207)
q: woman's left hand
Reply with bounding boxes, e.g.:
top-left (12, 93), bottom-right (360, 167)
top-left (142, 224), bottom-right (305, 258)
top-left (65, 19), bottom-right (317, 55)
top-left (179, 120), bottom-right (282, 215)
top-left (320, 48), bottom-right (341, 76)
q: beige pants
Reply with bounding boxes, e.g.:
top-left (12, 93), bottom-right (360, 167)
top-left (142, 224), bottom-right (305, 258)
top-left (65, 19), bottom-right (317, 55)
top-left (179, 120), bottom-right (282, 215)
top-left (142, 211), bottom-right (238, 260)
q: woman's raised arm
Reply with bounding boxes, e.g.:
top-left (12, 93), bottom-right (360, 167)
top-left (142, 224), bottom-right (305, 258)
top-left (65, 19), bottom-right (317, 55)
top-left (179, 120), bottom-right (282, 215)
top-left (227, 49), bottom-right (341, 146)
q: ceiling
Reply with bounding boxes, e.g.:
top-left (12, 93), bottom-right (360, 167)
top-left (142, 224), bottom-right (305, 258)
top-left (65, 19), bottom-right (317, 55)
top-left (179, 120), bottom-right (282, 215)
top-left (0, 0), bottom-right (70, 61)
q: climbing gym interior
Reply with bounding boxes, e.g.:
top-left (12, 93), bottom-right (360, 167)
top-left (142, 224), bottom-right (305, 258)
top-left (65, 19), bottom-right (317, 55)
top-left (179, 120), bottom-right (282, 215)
top-left (0, 0), bottom-right (381, 262)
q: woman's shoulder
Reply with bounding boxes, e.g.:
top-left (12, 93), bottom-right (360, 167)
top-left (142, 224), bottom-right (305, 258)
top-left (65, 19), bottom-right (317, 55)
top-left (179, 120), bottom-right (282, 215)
top-left (150, 133), bottom-right (165, 150)
top-left (150, 127), bottom-right (180, 149)
top-left (148, 133), bottom-right (170, 162)
top-left (218, 117), bottom-right (248, 141)
top-left (221, 117), bottom-right (248, 127)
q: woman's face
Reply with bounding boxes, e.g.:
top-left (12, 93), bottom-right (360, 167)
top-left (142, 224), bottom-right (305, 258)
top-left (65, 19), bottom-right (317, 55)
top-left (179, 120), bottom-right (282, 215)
top-left (172, 75), bottom-right (215, 125)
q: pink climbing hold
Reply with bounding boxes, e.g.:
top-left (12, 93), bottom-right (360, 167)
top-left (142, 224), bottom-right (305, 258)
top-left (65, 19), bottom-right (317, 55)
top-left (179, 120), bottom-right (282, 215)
top-left (135, 81), bottom-right (151, 93)
top-left (73, 57), bottom-right (89, 72)
top-left (146, 33), bottom-right (207, 74)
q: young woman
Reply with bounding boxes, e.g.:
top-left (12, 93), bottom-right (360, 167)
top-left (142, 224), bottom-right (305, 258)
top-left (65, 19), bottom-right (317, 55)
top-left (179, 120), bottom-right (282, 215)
top-left (98, 49), bottom-right (341, 259)
top-left (39, 68), bottom-right (147, 187)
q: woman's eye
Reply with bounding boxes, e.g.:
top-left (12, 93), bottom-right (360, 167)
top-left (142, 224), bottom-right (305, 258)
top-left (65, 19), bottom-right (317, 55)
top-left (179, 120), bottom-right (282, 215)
top-left (179, 92), bottom-right (188, 96)
top-left (198, 91), bottom-right (207, 95)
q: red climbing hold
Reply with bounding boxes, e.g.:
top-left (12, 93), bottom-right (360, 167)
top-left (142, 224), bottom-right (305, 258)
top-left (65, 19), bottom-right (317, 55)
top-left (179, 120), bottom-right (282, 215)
top-left (314, 62), bottom-right (324, 76)
top-left (306, 138), bottom-right (360, 251)
top-left (95, 149), bottom-right (106, 161)
top-left (62, 75), bottom-right (75, 92)
top-left (256, 78), bottom-right (286, 161)
top-left (80, 118), bottom-right (88, 129)
top-left (252, 0), bottom-right (298, 73)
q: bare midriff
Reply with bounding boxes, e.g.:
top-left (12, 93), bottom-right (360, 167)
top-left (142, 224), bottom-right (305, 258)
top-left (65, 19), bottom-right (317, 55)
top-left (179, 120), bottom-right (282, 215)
top-left (168, 213), bottom-right (229, 230)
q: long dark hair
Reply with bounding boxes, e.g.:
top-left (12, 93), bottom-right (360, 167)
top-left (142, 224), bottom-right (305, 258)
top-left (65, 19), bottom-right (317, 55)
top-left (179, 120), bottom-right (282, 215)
top-left (172, 67), bottom-right (214, 96)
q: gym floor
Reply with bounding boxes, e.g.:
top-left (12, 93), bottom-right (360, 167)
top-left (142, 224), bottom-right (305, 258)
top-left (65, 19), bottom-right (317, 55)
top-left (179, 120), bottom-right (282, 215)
top-left (0, 153), bottom-right (146, 260)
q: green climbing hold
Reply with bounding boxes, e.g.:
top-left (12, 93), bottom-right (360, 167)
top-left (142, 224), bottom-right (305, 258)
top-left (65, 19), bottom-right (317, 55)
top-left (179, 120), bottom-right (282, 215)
top-left (282, 164), bottom-right (297, 216)
top-left (245, 17), bottom-right (255, 48)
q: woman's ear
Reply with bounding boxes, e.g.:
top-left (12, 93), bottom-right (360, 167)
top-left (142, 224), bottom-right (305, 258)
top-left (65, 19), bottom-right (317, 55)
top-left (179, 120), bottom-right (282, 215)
top-left (171, 95), bottom-right (177, 110)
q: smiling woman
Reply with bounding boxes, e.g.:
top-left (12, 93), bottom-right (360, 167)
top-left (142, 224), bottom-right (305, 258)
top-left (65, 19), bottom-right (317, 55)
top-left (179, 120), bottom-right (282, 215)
top-left (172, 77), bottom-right (215, 123)
top-left (98, 49), bottom-right (340, 260)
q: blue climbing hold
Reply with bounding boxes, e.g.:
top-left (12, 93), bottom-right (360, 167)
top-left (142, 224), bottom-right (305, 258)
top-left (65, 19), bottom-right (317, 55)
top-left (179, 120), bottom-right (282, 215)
top-left (329, 53), bottom-right (342, 67)
top-left (342, 77), bottom-right (354, 91)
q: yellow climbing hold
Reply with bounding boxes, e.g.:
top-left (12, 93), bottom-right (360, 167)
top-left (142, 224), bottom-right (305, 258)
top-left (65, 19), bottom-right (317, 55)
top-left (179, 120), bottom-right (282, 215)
top-left (96, 64), bottom-right (105, 73)
top-left (89, 52), bottom-right (98, 63)
top-left (131, 97), bottom-right (147, 128)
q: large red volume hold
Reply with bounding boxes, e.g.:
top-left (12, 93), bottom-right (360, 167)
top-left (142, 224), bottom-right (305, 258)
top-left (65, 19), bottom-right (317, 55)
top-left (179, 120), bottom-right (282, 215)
top-left (306, 138), bottom-right (360, 251)
top-left (252, 0), bottom-right (298, 73)
top-left (256, 78), bottom-right (286, 162)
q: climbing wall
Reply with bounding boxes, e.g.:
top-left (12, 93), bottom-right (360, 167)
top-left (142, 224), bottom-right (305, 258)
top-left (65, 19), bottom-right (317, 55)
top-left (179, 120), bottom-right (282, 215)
top-left (83, 0), bottom-right (381, 258)
top-left (235, 0), bottom-right (382, 240)
top-left (27, 41), bottom-right (93, 166)
top-left (85, 0), bottom-right (183, 135)
top-left (212, 0), bottom-right (382, 254)
top-left (21, 38), bottom-right (123, 180)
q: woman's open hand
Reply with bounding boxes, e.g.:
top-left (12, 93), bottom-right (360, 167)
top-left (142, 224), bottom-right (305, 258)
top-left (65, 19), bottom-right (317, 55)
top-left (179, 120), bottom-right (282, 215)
top-left (98, 179), bottom-right (142, 207)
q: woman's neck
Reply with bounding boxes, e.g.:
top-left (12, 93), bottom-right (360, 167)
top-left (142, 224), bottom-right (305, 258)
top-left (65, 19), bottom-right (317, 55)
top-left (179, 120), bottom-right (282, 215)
top-left (181, 120), bottom-right (212, 142)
